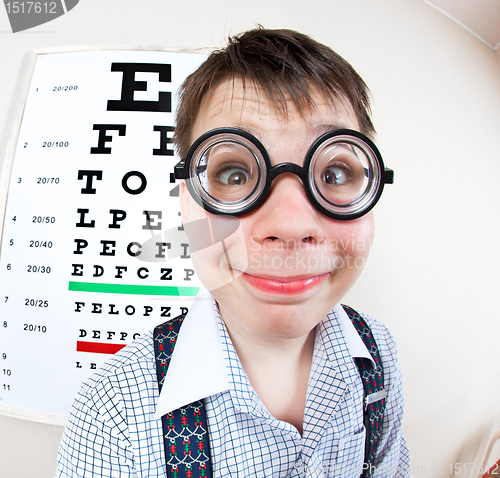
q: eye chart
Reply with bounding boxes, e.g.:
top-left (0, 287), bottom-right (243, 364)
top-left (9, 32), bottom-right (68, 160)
top-left (0, 49), bottom-right (207, 421)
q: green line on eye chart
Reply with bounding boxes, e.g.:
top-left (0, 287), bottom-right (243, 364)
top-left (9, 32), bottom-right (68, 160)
top-left (68, 281), bottom-right (200, 296)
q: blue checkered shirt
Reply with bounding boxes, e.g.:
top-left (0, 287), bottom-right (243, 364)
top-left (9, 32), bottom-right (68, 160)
top-left (56, 295), bottom-right (411, 477)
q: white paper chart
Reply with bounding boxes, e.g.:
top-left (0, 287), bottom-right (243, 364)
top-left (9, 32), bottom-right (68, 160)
top-left (0, 49), bottom-right (207, 420)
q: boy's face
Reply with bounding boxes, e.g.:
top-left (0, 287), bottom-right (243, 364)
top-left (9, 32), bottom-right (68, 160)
top-left (180, 78), bottom-right (374, 341)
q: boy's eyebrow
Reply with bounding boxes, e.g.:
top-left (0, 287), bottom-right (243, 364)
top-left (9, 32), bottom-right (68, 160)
top-left (230, 125), bottom-right (264, 142)
top-left (307, 123), bottom-right (354, 142)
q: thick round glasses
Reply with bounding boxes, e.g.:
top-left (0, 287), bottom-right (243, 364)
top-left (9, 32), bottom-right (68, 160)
top-left (174, 128), bottom-right (394, 220)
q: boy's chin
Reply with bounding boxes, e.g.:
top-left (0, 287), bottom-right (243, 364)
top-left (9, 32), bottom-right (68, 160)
top-left (216, 292), bottom-right (334, 341)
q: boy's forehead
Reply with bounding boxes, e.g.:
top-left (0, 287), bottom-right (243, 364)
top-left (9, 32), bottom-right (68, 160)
top-left (192, 78), bottom-right (359, 140)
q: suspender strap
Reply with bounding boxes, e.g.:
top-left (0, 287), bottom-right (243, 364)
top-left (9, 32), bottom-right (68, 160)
top-left (342, 305), bottom-right (387, 478)
top-left (154, 315), bottom-right (213, 478)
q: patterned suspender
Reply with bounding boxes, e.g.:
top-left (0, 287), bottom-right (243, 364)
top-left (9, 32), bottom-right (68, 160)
top-left (154, 315), bottom-right (213, 478)
top-left (153, 306), bottom-right (386, 478)
top-left (342, 305), bottom-right (387, 477)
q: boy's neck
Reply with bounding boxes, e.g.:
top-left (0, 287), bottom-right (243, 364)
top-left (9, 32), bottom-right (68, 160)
top-left (219, 304), bottom-right (316, 435)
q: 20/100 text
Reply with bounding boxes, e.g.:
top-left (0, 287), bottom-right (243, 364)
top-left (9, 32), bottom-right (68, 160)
top-left (43, 141), bottom-right (68, 148)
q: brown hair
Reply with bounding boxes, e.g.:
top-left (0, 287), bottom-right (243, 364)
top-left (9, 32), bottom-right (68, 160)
top-left (174, 27), bottom-right (375, 159)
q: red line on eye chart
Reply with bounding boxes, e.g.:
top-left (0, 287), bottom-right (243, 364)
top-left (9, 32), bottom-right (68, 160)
top-left (76, 341), bottom-right (127, 355)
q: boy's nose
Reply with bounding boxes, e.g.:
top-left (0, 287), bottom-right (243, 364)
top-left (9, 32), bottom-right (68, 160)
top-left (250, 173), bottom-right (326, 248)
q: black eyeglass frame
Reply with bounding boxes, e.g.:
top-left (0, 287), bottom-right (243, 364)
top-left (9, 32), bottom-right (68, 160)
top-left (174, 127), bottom-right (394, 220)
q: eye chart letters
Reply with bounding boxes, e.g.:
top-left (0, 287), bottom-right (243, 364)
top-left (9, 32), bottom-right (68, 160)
top-left (0, 50), bottom-right (207, 421)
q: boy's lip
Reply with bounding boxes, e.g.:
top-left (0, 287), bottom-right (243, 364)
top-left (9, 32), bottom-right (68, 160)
top-left (240, 272), bottom-right (330, 295)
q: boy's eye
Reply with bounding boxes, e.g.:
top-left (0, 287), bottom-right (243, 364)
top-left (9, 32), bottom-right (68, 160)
top-left (215, 165), bottom-right (250, 186)
top-left (322, 165), bottom-right (348, 185)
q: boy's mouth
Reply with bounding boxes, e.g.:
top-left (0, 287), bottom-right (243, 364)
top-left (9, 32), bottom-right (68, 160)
top-left (240, 272), bottom-right (330, 295)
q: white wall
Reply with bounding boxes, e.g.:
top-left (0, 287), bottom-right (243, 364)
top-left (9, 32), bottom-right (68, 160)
top-left (1, 0), bottom-right (500, 476)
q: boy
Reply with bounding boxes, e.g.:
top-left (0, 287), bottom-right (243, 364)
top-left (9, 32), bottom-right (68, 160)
top-left (56, 28), bottom-right (410, 477)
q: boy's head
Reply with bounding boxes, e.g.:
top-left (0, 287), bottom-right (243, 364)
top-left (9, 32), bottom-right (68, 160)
top-left (175, 28), bottom-right (390, 340)
top-left (174, 27), bottom-right (375, 161)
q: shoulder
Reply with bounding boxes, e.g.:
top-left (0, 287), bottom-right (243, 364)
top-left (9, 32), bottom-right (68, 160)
top-left (62, 331), bottom-right (159, 455)
top-left (75, 330), bottom-right (158, 415)
top-left (359, 312), bottom-right (399, 360)
top-left (85, 330), bottom-right (155, 382)
top-left (57, 330), bottom-right (166, 476)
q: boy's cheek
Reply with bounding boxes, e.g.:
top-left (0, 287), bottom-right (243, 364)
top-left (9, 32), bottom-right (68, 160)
top-left (331, 213), bottom-right (374, 255)
top-left (189, 220), bottom-right (249, 293)
top-left (319, 214), bottom-right (374, 279)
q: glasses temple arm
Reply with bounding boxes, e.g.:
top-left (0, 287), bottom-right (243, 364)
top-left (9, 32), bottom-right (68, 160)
top-left (384, 168), bottom-right (394, 184)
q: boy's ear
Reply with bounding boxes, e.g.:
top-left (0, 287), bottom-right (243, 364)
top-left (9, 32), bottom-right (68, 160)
top-left (179, 180), bottom-right (190, 227)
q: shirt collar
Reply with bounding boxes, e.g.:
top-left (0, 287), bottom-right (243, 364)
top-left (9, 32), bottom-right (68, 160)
top-left (155, 295), bottom-right (375, 419)
top-left (154, 287), bottom-right (229, 419)
top-left (332, 303), bottom-right (376, 367)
